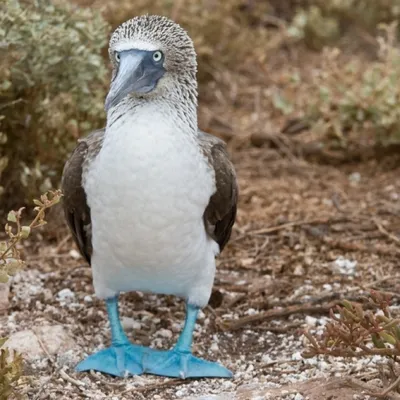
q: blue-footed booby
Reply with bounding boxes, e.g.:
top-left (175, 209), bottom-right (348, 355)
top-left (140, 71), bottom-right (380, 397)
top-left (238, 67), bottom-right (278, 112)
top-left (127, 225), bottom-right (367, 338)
top-left (62, 15), bottom-right (238, 379)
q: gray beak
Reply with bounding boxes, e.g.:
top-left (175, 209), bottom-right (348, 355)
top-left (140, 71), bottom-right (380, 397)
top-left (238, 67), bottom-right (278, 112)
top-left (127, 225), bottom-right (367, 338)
top-left (105, 50), bottom-right (166, 111)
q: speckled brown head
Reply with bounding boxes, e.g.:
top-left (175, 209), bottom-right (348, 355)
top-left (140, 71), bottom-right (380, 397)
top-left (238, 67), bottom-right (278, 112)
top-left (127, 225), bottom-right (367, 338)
top-left (105, 15), bottom-right (198, 111)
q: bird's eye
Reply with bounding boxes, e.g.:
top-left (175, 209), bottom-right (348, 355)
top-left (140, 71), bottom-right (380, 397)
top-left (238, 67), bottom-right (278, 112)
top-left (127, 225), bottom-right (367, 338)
top-left (153, 51), bottom-right (163, 63)
top-left (115, 52), bottom-right (120, 62)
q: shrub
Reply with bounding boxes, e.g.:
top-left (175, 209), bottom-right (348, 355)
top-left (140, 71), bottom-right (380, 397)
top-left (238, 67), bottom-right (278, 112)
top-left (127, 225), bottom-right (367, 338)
top-left (0, 340), bottom-right (23, 400)
top-left (0, 0), bottom-right (109, 210)
top-left (303, 290), bottom-right (400, 396)
top-left (288, 0), bottom-right (400, 50)
top-left (274, 24), bottom-right (400, 148)
top-left (0, 190), bottom-right (62, 283)
top-left (0, 190), bottom-right (61, 398)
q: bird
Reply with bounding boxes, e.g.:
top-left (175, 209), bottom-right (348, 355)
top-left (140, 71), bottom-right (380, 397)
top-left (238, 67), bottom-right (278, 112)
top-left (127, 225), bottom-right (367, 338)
top-left (62, 15), bottom-right (238, 379)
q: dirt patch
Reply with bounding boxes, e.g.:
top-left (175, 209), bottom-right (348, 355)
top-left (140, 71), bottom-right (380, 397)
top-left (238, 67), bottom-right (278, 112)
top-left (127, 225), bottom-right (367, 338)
top-left (2, 146), bottom-right (400, 399)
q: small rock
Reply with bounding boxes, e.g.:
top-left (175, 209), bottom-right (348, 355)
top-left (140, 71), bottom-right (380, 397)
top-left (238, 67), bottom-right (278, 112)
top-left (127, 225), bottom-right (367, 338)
top-left (176, 389), bottom-right (186, 397)
top-left (293, 264), bottom-right (304, 276)
top-left (57, 288), bottom-right (75, 301)
top-left (322, 284), bottom-right (332, 291)
top-left (292, 351), bottom-right (303, 361)
top-left (121, 317), bottom-right (141, 331)
top-left (4, 325), bottom-right (76, 361)
top-left (197, 310), bottom-right (205, 320)
top-left (332, 256), bottom-right (357, 275)
top-left (171, 322), bottom-right (182, 333)
top-left (246, 364), bottom-right (254, 373)
top-left (261, 354), bottom-right (274, 364)
top-left (305, 316), bottom-right (317, 327)
top-left (156, 329), bottom-right (173, 339)
top-left (294, 394), bottom-right (304, 400)
top-left (69, 249), bottom-right (81, 259)
top-left (83, 295), bottom-right (92, 303)
top-left (348, 172), bottom-right (361, 184)
top-left (210, 342), bottom-right (219, 352)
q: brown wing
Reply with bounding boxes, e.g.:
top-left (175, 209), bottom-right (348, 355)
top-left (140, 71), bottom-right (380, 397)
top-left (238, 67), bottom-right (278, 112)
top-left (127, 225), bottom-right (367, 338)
top-left (200, 131), bottom-right (238, 252)
top-left (61, 129), bottom-right (104, 264)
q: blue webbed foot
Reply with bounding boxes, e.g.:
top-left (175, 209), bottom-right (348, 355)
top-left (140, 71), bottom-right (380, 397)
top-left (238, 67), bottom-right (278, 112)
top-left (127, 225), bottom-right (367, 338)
top-left (76, 343), bottom-right (149, 377)
top-left (144, 349), bottom-right (233, 379)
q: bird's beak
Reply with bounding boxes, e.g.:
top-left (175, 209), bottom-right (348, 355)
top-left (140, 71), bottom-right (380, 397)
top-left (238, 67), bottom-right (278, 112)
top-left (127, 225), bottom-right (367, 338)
top-left (105, 50), bottom-right (166, 111)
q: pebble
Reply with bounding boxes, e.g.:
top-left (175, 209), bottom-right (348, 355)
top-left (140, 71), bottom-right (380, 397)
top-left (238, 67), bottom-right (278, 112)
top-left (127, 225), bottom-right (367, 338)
top-left (197, 310), bottom-right (205, 320)
top-left (171, 322), bottom-right (182, 333)
top-left (57, 288), bottom-right (75, 301)
top-left (69, 249), bottom-right (81, 259)
top-left (305, 316), bottom-right (317, 327)
top-left (122, 317), bottom-right (141, 331)
top-left (348, 171), bottom-right (361, 184)
top-left (293, 264), bottom-right (305, 276)
top-left (292, 351), bottom-right (303, 361)
top-left (332, 256), bottom-right (357, 275)
top-left (156, 328), bottom-right (173, 339)
top-left (210, 342), bottom-right (219, 352)
top-left (84, 295), bottom-right (92, 303)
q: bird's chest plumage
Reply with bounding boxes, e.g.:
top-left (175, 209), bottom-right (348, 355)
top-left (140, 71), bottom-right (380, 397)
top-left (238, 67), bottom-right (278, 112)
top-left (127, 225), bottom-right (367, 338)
top-left (83, 111), bottom-right (217, 299)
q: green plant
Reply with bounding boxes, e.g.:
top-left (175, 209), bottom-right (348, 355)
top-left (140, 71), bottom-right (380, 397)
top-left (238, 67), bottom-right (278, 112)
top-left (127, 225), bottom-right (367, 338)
top-left (303, 290), bottom-right (400, 396)
top-left (276, 24), bottom-right (400, 148)
top-left (0, 338), bottom-right (23, 400)
top-left (0, 190), bottom-right (62, 283)
top-left (0, 0), bottom-right (109, 210)
top-left (0, 190), bottom-right (61, 398)
top-left (288, 0), bottom-right (400, 50)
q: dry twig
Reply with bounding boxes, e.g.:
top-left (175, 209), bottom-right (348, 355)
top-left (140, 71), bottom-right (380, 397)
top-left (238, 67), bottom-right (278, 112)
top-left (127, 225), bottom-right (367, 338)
top-left (219, 300), bottom-right (343, 331)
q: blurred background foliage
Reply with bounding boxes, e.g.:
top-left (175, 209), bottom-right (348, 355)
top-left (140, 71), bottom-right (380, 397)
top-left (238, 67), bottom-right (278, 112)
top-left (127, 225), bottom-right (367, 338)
top-left (1, 0), bottom-right (400, 211)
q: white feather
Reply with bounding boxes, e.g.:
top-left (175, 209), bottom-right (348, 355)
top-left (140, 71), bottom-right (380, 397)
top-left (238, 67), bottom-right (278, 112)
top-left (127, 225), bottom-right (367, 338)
top-left (84, 103), bottom-right (218, 307)
top-left (115, 39), bottom-right (159, 52)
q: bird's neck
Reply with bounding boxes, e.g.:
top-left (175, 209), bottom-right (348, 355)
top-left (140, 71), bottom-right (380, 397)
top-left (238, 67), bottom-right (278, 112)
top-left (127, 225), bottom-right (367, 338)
top-left (107, 85), bottom-right (198, 135)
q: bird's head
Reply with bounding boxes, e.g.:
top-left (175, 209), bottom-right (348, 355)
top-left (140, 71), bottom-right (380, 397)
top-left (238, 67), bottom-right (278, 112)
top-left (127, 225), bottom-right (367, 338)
top-left (105, 15), bottom-right (197, 111)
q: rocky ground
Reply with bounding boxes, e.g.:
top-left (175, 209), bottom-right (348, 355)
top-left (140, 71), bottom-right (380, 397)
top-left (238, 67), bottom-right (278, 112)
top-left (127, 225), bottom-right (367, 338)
top-left (1, 147), bottom-right (400, 399)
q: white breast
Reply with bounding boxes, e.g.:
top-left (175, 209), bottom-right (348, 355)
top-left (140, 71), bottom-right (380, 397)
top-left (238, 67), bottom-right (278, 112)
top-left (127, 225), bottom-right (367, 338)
top-left (84, 104), bottom-right (218, 307)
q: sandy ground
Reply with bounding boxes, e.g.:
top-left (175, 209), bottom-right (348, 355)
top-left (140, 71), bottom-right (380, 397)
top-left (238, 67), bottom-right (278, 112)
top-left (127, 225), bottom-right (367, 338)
top-left (2, 147), bottom-right (400, 399)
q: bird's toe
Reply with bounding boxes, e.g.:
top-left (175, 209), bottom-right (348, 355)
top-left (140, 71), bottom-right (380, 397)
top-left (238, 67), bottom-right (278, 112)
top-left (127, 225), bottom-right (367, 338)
top-left (143, 349), bottom-right (233, 379)
top-left (76, 344), bottom-right (147, 377)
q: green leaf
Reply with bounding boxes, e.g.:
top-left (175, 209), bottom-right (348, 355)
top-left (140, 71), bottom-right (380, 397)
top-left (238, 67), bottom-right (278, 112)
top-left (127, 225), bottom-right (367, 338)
top-left (20, 226), bottom-right (30, 239)
top-left (379, 331), bottom-right (397, 345)
top-left (0, 271), bottom-right (9, 284)
top-left (7, 212), bottom-right (17, 223)
top-left (371, 333), bottom-right (386, 349)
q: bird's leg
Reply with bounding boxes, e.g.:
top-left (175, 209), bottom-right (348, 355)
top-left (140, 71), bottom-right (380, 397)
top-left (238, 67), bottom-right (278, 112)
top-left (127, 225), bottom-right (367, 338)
top-left (174, 303), bottom-right (198, 352)
top-left (106, 296), bottom-right (129, 345)
top-left (143, 303), bottom-right (233, 379)
top-left (76, 296), bottom-right (149, 377)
